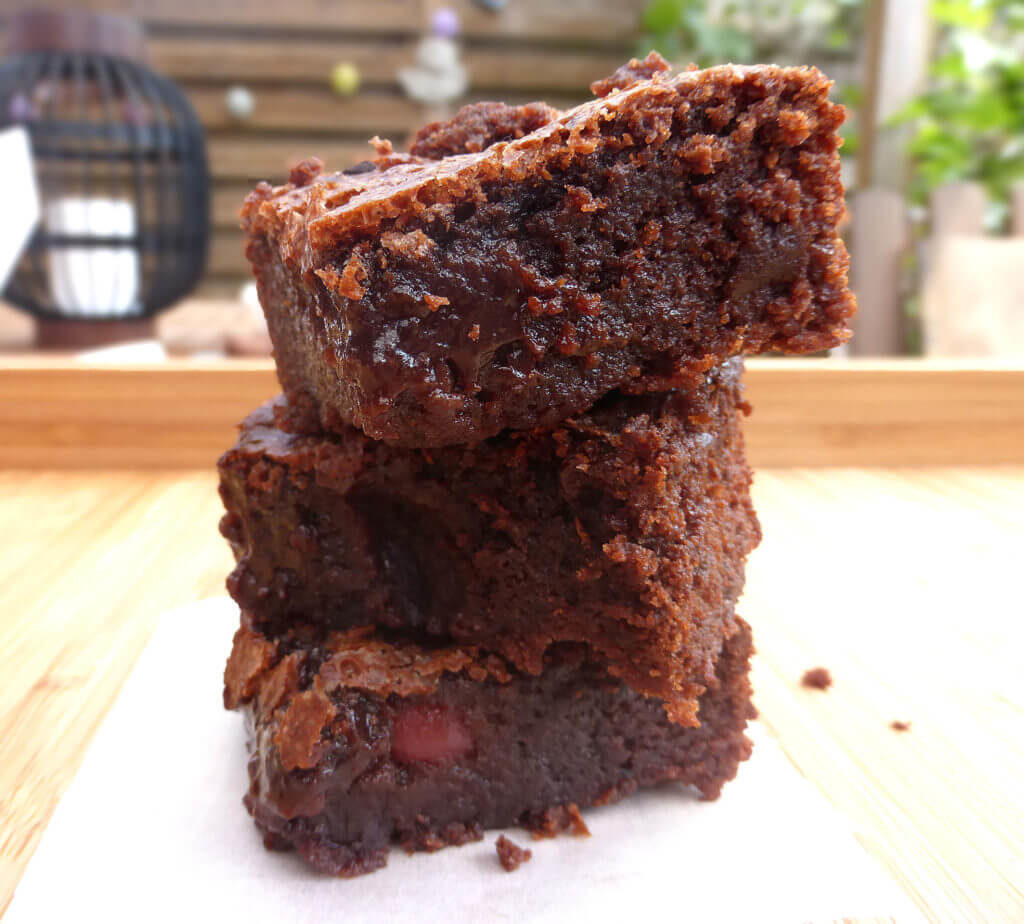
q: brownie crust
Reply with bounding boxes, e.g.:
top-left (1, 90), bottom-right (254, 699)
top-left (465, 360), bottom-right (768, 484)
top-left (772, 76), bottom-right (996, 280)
top-left (242, 59), bottom-right (855, 447)
top-left (218, 359), bottom-right (760, 725)
top-left (409, 100), bottom-right (560, 160)
top-left (226, 616), bottom-right (756, 877)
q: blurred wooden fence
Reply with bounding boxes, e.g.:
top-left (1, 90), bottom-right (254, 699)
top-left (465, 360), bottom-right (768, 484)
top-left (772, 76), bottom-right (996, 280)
top-left (12, 1), bottom-right (1016, 360)
top-left (1, 0), bottom-right (645, 298)
top-left (849, 182), bottom-right (1024, 357)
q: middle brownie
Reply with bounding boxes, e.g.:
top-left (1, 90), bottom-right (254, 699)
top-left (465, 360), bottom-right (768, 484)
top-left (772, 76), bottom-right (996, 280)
top-left (218, 358), bottom-right (760, 725)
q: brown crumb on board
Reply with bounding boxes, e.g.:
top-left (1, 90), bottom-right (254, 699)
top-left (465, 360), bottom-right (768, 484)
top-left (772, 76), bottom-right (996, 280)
top-left (890, 720), bottom-right (911, 732)
top-left (529, 803), bottom-right (591, 840)
top-left (801, 667), bottom-right (832, 690)
top-left (495, 835), bottom-right (532, 872)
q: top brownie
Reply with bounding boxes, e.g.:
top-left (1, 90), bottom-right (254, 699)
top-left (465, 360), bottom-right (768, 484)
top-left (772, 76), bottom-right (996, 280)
top-left (243, 54), bottom-right (855, 447)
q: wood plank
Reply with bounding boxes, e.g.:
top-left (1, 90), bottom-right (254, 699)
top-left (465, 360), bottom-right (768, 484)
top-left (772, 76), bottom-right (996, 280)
top-left (213, 185), bottom-right (249, 228)
top-left (206, 136), bottom-right (381, 181)
top-left (154, 36), bottom-right (414, 86)
top-left (849, 188), bottom-right (909, 355)
top-left (153, 36), bottom-right (623, 93)
top-left (0, 358), bottom-right (1022, 469)
top-left (0, 361), bottom-right (275, 469)
top-left (186, 84), bottom-right (579, 135)
top-left (188, 85), bottom-right (426, 135)
top-left (741, 359), bottom-right (1024, 466)
top-left (2, 0), bottom-right (423, 34)
top-left (3, 0), bottom-right (643, 40)
top-left (453, 0), bottom-right (646, 42)
top-left (208, 228), bottom-right (246, 276)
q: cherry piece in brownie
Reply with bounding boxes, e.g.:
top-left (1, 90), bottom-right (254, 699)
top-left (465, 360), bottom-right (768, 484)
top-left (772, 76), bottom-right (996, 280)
top-left (241, 57), bottom-right (855, 447)
top-left (218, 359), bottom-right (760, 726)
top-left (224, 614), bottom-right (756, 877)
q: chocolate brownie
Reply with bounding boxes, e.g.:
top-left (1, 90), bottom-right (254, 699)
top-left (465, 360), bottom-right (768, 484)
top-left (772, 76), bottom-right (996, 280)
top-left (218, 359), bottom-right (760, 725)
top-left (241, 56), bottom-right (855, 447)
top-left (224, 615), bottom-right (756, 877)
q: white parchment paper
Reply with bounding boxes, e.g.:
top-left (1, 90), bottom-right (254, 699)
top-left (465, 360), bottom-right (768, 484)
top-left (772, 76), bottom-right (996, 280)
top-left (7, 598), bottom-right (922, 923)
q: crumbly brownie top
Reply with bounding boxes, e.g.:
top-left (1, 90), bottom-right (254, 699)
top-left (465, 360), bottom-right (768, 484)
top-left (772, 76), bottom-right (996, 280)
top-left (225, 620), bottom-right (514, 713)
top-left (410, 101), bottom-right (561, 159)
top-left (240, 60), bottom-right (845, 275)
top-left (590, 50), bottom-right (672, 98)
top-left (226, 620), bottom-right (516, 771)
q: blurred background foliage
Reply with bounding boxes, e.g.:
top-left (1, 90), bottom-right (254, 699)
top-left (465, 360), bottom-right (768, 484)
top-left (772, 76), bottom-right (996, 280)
top-left (640, 0), bottom-right (1024, 219)
top-left (892, 0), bottom-right (1024, 216)
top-left (639, 0), bottom-right (864, 68)
top-left (639, 1), bottom-right (865, 163)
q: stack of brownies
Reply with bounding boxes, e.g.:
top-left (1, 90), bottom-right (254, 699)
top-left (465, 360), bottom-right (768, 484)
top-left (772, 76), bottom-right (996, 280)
top-left (217, 54), bottom-right (855, 877)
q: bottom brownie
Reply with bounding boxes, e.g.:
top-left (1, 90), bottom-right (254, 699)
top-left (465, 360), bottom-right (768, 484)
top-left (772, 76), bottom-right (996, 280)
top-left (224, 617), bottom-right (756, 877)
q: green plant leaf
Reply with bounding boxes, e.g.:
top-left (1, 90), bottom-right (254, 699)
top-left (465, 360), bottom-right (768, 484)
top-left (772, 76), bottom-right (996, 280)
top-left (931, 0), bottom-right (993, 31)
top-left (642, 0), bottom-right (685, 34)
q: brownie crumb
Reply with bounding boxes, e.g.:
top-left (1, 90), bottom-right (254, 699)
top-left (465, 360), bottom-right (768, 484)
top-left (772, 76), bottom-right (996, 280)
top-left (890, 720), bottom-right (911, 732)
top-left (566, 804), bottom-right (590, 837)
top-left (590, 51), bottom-right (671, 97)
top-left (495, 835), bottom-right (532, 872)
top-left (287, 157), bottom-right (323, 188)
top-left (801, 667), bottom-right (832, 691)
top-left (410, 100), bottom-right (558, 159)
top-left (529, 803), bottom-right (591, 840)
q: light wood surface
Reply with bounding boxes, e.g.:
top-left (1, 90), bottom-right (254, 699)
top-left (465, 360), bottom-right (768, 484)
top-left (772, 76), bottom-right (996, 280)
top-left (0, 468), bottom-right (1022, 920)
top-left (0, 358), bottom-right (1023, 469)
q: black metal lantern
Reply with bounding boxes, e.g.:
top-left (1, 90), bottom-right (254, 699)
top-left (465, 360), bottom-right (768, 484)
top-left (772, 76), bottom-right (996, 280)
top-left (0, 9), bottom-right (209, 346)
